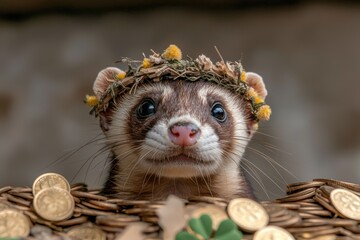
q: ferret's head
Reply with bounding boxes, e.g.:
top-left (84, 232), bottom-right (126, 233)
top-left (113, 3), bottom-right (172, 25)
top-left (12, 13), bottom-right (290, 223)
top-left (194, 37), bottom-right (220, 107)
top-left (93, 67), bottom-right (268, 180)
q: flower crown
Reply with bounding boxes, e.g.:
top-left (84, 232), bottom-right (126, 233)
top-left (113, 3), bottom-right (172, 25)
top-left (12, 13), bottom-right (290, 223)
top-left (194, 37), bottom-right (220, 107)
top-left (85, 44), bottom-right (271, 122)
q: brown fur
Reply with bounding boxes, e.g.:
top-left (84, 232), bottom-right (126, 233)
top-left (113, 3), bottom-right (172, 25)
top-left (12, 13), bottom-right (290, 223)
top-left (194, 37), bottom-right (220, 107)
top-left (101, 79), bottom-right (257, 200)
top-left (103, 156), bottom-right (255, 200)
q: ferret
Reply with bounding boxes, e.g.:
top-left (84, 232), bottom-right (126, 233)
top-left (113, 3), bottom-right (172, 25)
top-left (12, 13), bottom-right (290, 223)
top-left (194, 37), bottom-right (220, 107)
top-left (92, 67), bottom-right (268, 200)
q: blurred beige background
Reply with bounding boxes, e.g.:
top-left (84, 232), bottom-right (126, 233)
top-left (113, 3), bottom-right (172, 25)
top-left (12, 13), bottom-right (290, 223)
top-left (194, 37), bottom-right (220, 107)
top-left (0, 1), bottom-right (359, 200)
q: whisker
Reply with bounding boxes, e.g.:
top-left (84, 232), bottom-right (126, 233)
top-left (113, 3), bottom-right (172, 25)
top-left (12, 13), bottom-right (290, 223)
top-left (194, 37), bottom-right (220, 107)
top-left (122, 149), bottom-right (152, 191)
top-left (70, 144), bottom-right (114, 184)
top-left (197, 166), bottom-right (213, 197)
top-left (241, 158), bottom-right (284, 193)
top-left (97, 153), bottom-right (114, 186)
top-left (43, 133), bottom-right (104, 170)
top-left (246, 145), bottom-right (298, 181)
top-left (239, 160), bottom-right (270, 199)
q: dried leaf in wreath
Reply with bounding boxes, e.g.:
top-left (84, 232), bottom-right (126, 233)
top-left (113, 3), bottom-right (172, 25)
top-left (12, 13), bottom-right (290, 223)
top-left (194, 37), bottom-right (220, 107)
top-left (156, 195), bottom-right (186, 240)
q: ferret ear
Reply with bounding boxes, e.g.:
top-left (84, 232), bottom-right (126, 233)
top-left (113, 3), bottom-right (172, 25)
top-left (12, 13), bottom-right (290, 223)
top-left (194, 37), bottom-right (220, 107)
top-left (93, 67), bottom-right (124, 98)
top-left (246, 72), bottom-right (268, 100)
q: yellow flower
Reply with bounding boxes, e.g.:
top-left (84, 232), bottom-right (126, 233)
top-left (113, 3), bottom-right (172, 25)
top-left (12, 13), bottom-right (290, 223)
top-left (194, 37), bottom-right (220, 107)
top-left (256, 105), bottom-right (272, 121)
top-left (253, 123), bottom-right (259, 131)
top-left (162, 44), bottom-right (182, 60)
top-left (142, 58), bottom-right (152, 68)
top-left (116, 71), bottom-right (126, 80)
top-left (241, 70), bottom-right (247, 82)
top-left (254, 96), bottom-right (264, 104)
top-left (247, 88), bottom-right (258, 98)
top-left (85, 95), bottom-right (99, 107)
top-left (248, 88), bottom-right (264, 104)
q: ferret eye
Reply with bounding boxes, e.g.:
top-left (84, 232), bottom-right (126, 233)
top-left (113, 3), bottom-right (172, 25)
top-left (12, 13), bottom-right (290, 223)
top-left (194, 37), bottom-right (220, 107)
top-left (211, 102), bottom-right (227, 122)
top-left (137, 99), bottom-right (156, 119)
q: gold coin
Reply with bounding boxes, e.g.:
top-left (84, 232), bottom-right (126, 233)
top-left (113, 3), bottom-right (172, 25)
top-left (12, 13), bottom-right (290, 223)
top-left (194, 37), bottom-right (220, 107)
top-left (33, 187), bottom-right (74, 221)
top-left (0, 200), bottom-right (14, 211)
top-left (67, 225), bottom-right (106, 240)
top-left (191, 205), bottom-right (228, 230)
top-left (287, 181), bottom-right (325, 194)
top-left (253, 225), bottom-right (295, 240)
top-left (32, 172), bottom-right (70, 196)
top-left (314, 178), bottom-right (360, 192)
top-left (96, 215), bottom-right (140, 228)
top-left (0, 209), bottom-right (31, 238)
top-left (330, 188), bottom-right (360, 220)
top-left (276, 188), bottom-right (316, 202)
top-left (304, 218), bottom-right (357, 227)
top-left (227, 198), bottom-right (269, 232)
top-left (271, 211), bottom-right (301, 228)
top-left (262, 204), bottom-right (287, 219)
top-left (55, 216), bottom-right (89, 227)
top-left (311, 235), bottom-right (337, 240)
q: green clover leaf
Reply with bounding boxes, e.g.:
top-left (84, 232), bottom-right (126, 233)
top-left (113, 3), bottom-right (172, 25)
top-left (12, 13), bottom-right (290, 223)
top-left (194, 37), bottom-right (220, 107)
top-left (214, 219), bottom-right (243, 240)
top-left (175, 231), bottom-right (199, 240)
top-left (188, 214), bottom-right (212, 239)
top-left (175, 213), bottom-right (243, 240)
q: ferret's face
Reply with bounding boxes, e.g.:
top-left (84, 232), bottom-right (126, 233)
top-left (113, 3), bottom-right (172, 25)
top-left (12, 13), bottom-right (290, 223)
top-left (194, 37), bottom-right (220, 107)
top-left (102, 80), bottom-right (255, 179)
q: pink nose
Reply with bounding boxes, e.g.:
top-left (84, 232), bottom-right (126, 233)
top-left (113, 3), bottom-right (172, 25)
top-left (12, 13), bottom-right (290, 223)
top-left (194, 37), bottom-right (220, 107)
top-left (168, 123), bottom-right (201, 147)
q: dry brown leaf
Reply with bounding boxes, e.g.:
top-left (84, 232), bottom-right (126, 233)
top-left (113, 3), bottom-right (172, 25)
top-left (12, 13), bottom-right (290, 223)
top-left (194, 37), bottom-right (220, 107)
top-left (156, 195), bottom-right (186, 240)
top-left (195, 54), bottom-right (213, 71)
top-left (115, 222), bottom-right (147, 240)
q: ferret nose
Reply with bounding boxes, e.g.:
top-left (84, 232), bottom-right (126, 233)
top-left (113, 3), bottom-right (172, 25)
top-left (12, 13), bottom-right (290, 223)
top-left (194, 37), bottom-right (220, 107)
top-left (168, 122), bottom-right (201, 147)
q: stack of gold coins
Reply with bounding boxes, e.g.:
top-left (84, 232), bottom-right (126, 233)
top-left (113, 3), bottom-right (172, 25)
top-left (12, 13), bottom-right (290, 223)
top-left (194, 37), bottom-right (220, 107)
top-left (0, 200), bottom-right (31, 238)
top-left (1, 173), bottom-right (360, 239)
top-left (31, 173), bottom-right (112, 239)
top-left (32, 173), bottom-right (74, 222)
top-left (273, 179), bottom-right (360, 239)
top-left (227, 198), bottom-right (295, 239)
